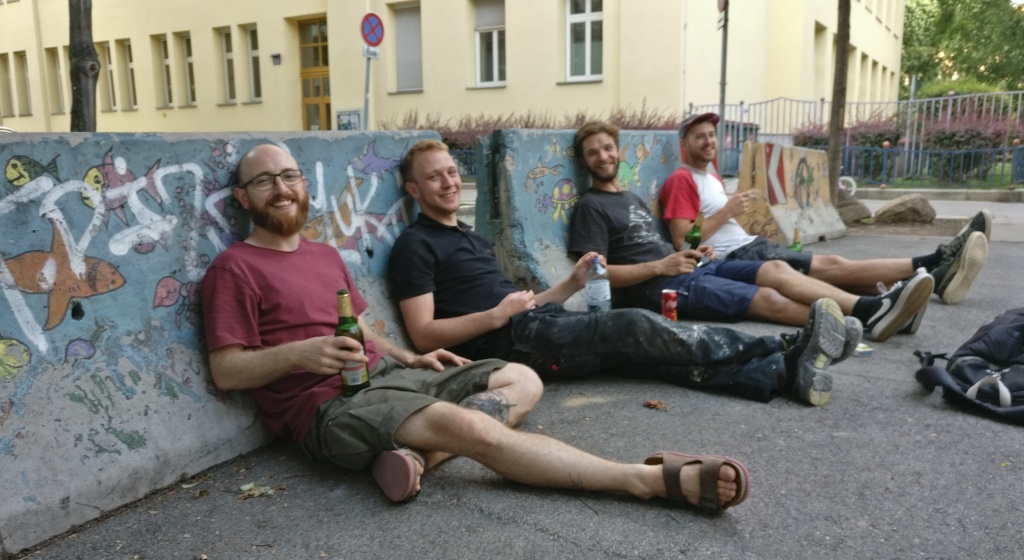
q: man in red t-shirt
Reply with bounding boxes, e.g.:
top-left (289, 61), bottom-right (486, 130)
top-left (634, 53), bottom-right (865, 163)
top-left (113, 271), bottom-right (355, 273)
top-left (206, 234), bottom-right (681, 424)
top-left (200, 143), bottom-right (750, 512)
top-left (660, 112), bottom-right (991, 309)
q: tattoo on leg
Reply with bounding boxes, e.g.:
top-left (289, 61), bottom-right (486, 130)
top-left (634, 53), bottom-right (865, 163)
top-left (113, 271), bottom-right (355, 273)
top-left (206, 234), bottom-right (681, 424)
top-left (460, 391), bottom-right (515, 424)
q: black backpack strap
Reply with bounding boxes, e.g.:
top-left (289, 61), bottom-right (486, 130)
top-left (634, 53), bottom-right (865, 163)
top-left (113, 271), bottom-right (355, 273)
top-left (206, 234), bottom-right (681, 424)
top-left (913, 350), bottom-right (948, 368)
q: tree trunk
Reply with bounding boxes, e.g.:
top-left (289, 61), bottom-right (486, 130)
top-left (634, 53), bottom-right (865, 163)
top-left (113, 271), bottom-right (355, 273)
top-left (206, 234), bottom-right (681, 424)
top-left (69, 0), bottom-right (99, 132)
top-left (828, 0), bottom-right (851, 202)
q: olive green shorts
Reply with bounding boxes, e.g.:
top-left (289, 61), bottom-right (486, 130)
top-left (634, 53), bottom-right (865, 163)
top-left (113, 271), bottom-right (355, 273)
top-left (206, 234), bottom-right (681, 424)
top-left (302, 356), bottom-right (507, 471)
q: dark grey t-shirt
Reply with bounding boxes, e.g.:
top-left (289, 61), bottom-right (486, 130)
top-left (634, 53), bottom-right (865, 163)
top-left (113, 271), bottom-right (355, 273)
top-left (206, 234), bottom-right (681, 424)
top-left (568, 189), bottom-right (674, 308)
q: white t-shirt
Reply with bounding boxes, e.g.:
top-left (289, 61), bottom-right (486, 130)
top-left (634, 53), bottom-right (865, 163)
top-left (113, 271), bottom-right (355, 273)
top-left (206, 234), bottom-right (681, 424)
top-left (659, 164), bottom-right (757, 256)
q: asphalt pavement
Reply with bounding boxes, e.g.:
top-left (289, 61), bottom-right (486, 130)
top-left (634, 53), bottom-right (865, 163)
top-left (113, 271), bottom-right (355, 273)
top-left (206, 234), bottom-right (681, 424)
top-left (14, 193), bottom-right (1024, 560)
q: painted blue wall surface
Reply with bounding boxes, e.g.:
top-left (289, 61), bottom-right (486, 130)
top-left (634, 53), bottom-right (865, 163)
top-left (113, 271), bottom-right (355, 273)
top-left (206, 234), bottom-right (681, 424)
top-left (475, 129), bottom-right (681, 309)
top-left (0, 131), bottom-right (432, 554)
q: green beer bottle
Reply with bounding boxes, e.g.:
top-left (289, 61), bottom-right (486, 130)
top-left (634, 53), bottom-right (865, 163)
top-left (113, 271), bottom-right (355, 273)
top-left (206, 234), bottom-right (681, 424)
top-left (789, 228), bottom-right (804, 252)
top-left (335, 290), bottom-right (370, 396)
top-left (683, 212), bottom-right (705, 251)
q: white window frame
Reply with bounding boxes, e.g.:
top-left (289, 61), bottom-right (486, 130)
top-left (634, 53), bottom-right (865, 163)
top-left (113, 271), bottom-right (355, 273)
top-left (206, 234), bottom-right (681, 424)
top-left (394, 5), bottom-right (423, 92)
top-left (103, 42), bottom-right (117, 110)
top-left (0, 54), bottom-right (14, 117)
top-left (475, 0), bottom-right (505, 87)
top-left (14, 51), bottom-right (31, 116)
top-left (46, 47), bottom-right (65, 114)
top-left (245, 26), bottom-right (262, 101)
top-left (220, 29), bottom-right (236, 103)
top-left (565, 0), bottom-right (603, 81)
top-left (159, 36), bottom-right (173, 106)
top-left (124, 40), bottom-right (138, 109)
top-left (181, 33), bottom-right (196, 106)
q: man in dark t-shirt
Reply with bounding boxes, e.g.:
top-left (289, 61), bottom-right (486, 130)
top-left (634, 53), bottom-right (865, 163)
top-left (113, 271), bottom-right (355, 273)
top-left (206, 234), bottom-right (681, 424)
top-left (390, 139), bottom-right (860, 408)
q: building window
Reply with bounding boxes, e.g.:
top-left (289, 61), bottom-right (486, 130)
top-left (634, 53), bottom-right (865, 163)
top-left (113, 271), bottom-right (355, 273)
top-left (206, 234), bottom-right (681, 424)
top-left (14, 51), bottom-right (30, 116)
top-left (120, 40), bottom-right (138, 109)
top-left (475, 0), bottom-right (505, 87)
top-left (220, 29), bottom-right (236, 102)
top-left (46, 47), bottom-right (65, 114)
top-left (0, 54), bottom-right (14, 117)
top-left (180, 34), bottom-right (196, 105)
top-left (566, 0), bottom-right (602, 80)
top-left (157, 35), bottom-right (173, 106)
top-left (100, 42), bottom-right (117, 110)
top-left (299, 19), bottom-right (330, 131)
top-left (395, 5), bottom-right (423, 91)
top-left (245, 26), bottom-right (262, 101)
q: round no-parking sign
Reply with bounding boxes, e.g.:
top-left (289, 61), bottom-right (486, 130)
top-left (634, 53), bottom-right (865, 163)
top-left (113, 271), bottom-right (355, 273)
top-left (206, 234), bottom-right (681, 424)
top-left (361, 13), bottom-right (384, 47)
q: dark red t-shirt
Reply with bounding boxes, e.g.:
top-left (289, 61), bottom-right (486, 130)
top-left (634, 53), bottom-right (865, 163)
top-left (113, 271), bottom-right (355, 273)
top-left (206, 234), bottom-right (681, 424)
top-left (201, 237), bottom-right (382, 442)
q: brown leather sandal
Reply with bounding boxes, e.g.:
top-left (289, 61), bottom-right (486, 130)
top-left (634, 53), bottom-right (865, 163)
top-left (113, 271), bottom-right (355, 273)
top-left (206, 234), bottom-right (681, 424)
top-left (644, 451), bottom-right (750, 512)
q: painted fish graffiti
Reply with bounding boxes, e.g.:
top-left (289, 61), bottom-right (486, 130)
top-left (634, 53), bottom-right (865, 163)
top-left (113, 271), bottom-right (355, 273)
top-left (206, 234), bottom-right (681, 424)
top-left (5, 155), bottom-right (61, 187)
top-left (82, 150), bottom-right (164, 226)
top-left (2, 220), bottom-right (126, 330)
top-left (0, 338), bottom-right (31, 379)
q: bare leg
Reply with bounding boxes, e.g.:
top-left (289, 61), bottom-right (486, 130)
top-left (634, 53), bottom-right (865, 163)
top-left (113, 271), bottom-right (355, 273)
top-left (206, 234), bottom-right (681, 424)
top-left (418, 363), bottom-right (542, 491)
top-left (394, 402), bottom-right (739, 506)
top-left (756, 261), bottom-right (861, 313)
top-left (808, 254), bottom-right (914, 294)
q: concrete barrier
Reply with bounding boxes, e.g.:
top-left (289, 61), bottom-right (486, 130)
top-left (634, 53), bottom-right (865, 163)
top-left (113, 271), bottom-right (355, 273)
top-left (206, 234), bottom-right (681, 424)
top-left (736, 141), bottom-right (846, 245)
top-left (474, 129), bottom-right (681, 309)
top-left (0, 131), bottom-right (431, 554)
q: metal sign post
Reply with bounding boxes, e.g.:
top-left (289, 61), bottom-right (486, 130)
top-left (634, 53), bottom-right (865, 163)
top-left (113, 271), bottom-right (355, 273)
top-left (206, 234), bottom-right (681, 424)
top-left (360, 13), bottom-right (384, 131)
top-left (717, 0), bottom-right (729, 158)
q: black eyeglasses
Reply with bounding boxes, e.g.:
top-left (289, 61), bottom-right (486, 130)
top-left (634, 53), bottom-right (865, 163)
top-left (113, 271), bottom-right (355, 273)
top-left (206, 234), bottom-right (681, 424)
top-left (239, 170), bottom-right (305, 191)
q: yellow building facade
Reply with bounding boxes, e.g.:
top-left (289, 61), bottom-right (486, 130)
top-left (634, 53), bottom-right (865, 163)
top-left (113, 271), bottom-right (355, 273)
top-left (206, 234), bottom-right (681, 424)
top-left (0, 0), bottom-right (903, 133)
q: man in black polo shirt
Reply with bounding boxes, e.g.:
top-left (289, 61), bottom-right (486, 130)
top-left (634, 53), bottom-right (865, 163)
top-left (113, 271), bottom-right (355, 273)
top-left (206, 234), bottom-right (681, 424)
top-left (387, 139), bottom-right (860, 406)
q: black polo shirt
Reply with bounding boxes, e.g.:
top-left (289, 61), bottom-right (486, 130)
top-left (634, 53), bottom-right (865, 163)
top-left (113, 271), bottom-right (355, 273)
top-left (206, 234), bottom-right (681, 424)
top-left (389, 213), bottom-right (518, 359)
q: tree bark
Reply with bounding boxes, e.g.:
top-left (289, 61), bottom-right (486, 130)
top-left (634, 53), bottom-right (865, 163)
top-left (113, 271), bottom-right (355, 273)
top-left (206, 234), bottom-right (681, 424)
top-left (69, 0), bottom-right (100, 132)
top-left (828, 0), bottom-right (851, 202)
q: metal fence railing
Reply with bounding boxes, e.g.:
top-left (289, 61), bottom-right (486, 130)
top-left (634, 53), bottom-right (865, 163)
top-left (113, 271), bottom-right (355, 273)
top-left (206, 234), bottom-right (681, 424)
top-left (842, 146), bottom-right (1024, 187)
top-left (450, 149), bottom-right (476, 178)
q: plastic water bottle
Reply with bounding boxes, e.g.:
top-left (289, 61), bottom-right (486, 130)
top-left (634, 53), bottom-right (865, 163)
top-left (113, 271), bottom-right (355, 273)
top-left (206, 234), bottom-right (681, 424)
top-left (585, 256), bottom-right (611, 312)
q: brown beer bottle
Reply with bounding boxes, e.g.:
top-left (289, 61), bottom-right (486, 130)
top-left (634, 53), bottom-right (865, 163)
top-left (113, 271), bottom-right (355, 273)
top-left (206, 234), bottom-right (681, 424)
top-left (335, 290), bottom-right (370, 396)
top-left (683, 212), bottom-right (705, 250)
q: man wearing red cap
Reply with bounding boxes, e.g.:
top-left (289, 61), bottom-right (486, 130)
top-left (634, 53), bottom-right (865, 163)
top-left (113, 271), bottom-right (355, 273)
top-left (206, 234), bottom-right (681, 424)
top-left (661, 112), bottom-right (991, 315)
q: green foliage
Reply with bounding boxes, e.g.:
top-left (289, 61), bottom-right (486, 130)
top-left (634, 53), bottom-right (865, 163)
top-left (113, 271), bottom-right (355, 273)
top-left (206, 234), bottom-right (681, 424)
top-left (903, 0), bottom-right (1024, 94)
top-left (922, 117), bottom-right (1011, 182)
top-left (916, 78), bottom-right (1004, 99)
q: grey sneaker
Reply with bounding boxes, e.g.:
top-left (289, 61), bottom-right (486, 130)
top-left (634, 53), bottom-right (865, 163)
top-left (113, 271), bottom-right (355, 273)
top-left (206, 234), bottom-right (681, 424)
top-left (932, 231), bottom-right (988, 305)
top-left (863, 272), bottom-right (934, 342)
top-left (834, 317), bottom-right (864, 364)
top-left (788, 298), bottom-right (846, 406)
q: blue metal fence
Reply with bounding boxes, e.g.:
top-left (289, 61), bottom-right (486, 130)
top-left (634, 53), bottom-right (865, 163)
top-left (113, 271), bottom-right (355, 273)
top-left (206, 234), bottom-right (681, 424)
top-left (451, 149), bottom-right (476, 178)
top-left (842, 146), bottom-right (1022, 187)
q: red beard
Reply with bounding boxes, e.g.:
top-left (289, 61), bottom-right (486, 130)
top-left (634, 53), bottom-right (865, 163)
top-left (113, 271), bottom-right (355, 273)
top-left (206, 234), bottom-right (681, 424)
top-left (249, 190), bottom-right (309, 237)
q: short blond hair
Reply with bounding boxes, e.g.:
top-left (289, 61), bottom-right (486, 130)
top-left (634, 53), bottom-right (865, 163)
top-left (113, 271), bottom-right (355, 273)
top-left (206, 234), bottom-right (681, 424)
top-left (400, 139), bottom-right (450, 183)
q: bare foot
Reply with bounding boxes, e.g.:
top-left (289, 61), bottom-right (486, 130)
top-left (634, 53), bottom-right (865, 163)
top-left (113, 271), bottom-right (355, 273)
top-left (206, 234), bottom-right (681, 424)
top-left (680, 462), bottom-right (738, 507)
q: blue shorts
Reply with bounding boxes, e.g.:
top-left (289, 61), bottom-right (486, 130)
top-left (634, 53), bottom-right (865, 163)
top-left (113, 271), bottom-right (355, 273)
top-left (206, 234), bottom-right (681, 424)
top-left (653, 260), bottom-right (764, 322)
top-left (725, 238), bottom-right (813, 275)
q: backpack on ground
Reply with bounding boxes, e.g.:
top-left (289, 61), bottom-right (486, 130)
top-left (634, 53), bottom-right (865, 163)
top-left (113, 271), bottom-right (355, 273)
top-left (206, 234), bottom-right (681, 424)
top-left (914, 307), bottom-right (1024, 424)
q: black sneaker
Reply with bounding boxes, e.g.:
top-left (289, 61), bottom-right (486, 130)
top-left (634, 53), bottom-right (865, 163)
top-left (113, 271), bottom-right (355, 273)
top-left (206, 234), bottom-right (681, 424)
top-left (891, 268), bottom-right (928, 334)
top-left (932, 231), bottom-right (988, 305)
top-left (954, 209), bottom-right (993, 241)
top-left (787, 298), bottom-right (846, 406)
top-left (863, 273), bottom-right (934, 342)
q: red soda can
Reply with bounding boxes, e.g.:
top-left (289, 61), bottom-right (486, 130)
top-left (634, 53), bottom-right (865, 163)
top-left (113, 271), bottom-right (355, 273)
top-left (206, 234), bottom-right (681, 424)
top-left (661, 289), bottom-right (678, 321)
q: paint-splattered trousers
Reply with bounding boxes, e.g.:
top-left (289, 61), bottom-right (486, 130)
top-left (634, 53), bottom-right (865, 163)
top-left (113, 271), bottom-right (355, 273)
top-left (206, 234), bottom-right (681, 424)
top-left (499, 303), bottom-right (787, 403)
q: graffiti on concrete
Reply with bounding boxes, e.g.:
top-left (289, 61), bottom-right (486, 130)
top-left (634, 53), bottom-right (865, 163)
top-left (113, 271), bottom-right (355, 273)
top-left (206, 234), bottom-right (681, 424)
top-left (525, 159), bottom-right (563, 193)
